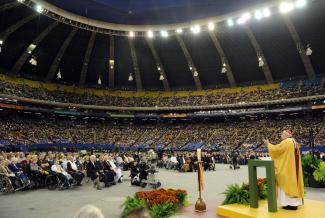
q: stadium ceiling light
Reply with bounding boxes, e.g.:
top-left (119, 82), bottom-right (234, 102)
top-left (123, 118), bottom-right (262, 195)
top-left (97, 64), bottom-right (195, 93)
top-left (0, 39), bottom-right (3, 45)
top-left (193, 70), bottom-right (199, 77)
top-left (17, 0), bottom-right (24, 2)
top-left (147, 30), bottom-right (154, 38)
top-left (157, 66), bottom-right (161, 71)
top-left (254, 10), bottom-right (263, 20)
top-left (36, 5), bottom-right (44, 13)
top-left (159, 74), bottom-right (164, 81)
top-left (236, 17), bottom-right (246, 25)
top-left (129, 31), bottom-right (134, 37)
top-left (221, 66), bottom-right (227, 74)
top-left (306, 45), bottom-right (312, 56)
top-left (242, 12), bottom-right (252, 21)
top-left (258, 57), bottom-right (265, 67)
top-left (190, 25), bottom-right (201, 34)
top-left (57, 69), bottom-right (62, 79)
top-left (189, 66), bottom-right (193, 71)
top-left (295, 0), bottom-right (307, 8)
top-left (208, 22), bottom-right (215, 31)
top-left (279, 2), bottom-right (294, 13)
top-left (128, 73), bottom-right (133, 82)
top-left (227, 19), bottom-right (234, 27)
top-left (98, 77), bottom-right (102, 85)
top-left (29, 56), bottom-right (37, 66)
top-left (176, 28), bottom-right (183, 34)
top-left (263, 8), bottom-right (271, 17)
top-left (160, 30), bottom-right (169, 38)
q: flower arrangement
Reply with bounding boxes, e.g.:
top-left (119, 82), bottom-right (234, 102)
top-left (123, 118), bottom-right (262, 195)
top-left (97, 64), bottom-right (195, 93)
top-left (222, 178), bottom-right (268, 205)
top-left (122, 188), bottom-right (189, 218)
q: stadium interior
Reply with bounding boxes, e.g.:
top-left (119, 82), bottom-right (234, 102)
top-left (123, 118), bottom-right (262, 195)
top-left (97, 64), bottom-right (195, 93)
top-left (0, 0), bottom-right (324, 218)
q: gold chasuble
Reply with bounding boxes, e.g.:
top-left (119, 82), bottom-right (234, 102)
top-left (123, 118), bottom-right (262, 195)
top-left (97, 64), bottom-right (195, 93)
top-left (268, 138), bottom-right (304, 198)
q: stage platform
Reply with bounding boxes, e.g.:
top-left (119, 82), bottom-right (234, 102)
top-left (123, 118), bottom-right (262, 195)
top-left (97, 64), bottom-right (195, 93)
top-left (217, 199), bottom-right (325, 218)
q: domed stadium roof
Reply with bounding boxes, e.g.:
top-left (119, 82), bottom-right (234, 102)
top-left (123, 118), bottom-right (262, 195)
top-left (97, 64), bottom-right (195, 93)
top-left (0, 0), bottom-right (324, 91)
top-left (45, 0), bottom-right (270, 25)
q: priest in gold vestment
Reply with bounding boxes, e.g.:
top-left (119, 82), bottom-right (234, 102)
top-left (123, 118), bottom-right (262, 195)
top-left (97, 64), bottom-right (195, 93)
top-left (263, 129), bottom-right (304, 210)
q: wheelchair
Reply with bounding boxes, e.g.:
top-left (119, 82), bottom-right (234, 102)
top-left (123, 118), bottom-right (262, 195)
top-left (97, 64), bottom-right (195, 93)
top-left (0, 174), bottom-right (30, 193)
top-left (45, 171), bottom-right (77, 190)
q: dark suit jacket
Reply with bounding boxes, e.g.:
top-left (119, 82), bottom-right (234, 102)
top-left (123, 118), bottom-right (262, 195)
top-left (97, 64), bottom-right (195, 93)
top-left (86, 161), bottom-right (98, 179)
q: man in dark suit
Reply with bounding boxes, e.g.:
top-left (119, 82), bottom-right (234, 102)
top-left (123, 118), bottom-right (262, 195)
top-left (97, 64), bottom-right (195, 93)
top-left (102, 155), bottom-right (116, 186)
top-left (86, 155), bottom-right (101, 190)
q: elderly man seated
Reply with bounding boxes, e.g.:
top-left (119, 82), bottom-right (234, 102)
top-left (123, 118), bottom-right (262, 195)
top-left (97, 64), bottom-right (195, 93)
top-left (51, 159), bottom-right (74, 188)
top-left (8, 157), bottom-right (30, 187)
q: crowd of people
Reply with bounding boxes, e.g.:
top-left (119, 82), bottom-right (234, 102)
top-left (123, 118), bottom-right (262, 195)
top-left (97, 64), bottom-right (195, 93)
top-left (0, 116), bottom-right (324, 151)
top-left (0, 151), bottom-right (135, 192)
top-left (0, 79), bottom-right (323, 107)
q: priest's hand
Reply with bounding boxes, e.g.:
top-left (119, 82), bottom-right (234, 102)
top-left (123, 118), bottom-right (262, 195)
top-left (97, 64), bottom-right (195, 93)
top-left (262, 139), bottom-right (269, 146)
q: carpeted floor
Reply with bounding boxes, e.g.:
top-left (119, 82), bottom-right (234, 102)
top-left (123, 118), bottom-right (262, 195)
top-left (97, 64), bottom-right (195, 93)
top-left (0, 164), bottom-right (324, 218)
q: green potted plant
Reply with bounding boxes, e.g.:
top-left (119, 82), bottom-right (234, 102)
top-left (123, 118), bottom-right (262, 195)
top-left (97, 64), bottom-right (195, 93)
top-left (312, 162), bottom-right (325, 188)
top-left (301, 154), bottom-right (321, 187)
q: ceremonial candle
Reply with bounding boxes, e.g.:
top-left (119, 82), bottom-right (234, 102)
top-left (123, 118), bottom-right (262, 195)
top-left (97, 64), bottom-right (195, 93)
top-left (197, 148), bottom-right (201, 161)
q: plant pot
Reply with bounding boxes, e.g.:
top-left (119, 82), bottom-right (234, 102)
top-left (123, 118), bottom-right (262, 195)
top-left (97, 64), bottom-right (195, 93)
top-left (308, 175), bottom-right (325, 188)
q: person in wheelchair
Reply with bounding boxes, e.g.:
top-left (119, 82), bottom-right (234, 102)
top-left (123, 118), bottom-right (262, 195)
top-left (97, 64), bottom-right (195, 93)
top-left (51, 159), bottom-right (74, 188)
top-left (66, 156), bottom-right (84, 186)
top-left (8, 157), bottom-right (30, 187)
top-left (0, 159), bottom-right (26, 191)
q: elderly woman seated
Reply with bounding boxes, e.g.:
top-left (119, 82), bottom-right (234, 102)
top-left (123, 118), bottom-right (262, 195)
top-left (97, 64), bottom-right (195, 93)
top-left (0, 158), bottom-right (26, 191)
top-left (8, 157), bottom-right (30, 187)
top-left (51, 159), bottom-right (74, 188)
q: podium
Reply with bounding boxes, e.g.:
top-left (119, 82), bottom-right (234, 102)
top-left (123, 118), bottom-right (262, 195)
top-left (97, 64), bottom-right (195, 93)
top-left (248, 159), bottom-right (277, 212)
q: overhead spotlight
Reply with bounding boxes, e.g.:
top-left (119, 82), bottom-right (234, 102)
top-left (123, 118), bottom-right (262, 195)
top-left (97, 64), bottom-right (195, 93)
top-left (190, 25), bottom-right (201, 34)
top-left (57, 69), bottom-right (62, 79)
top-left (295, 0), bottom-right (307, 8)
top-left (160, 30), bottom-right (169, 38)
top-left (242, 12), bottom-right (251, 21)
top-left (128, 73), bottom-right (133, 82)
top-left (221, 66), bottom-right (227, 74)
top-left (263, 8), bottom-right (271, 17)
top-left (98, 77), bottom-right (102, 85)
top-left (189, 66), bottom-right (193, 71)
top-left (157, 66), bottom-right (161, 71)
top-left (258, 57), bottom-right (265, 67)
top-left (236, 17), bottom-right (246, 25)
top-left (208, 22), bottom-right (215, 31)
top-left (29, 56), bottom-right (37, 66)
top-left (159, 74), bottom-right (164, 81)
top-left (17, 0), bottom-right (24, 2)
top-left (279, 2), bottom-right (294, 13)
top-left (176, 28), bottom-right (183, 34)
top-left (227, 19), bottom-right (234, 27)
top-left (306, 45), bottom-right (312, 56)
top-left (254, 10), bottom-right (263, 20)
top-left (36, 5), bottom-right (44, 13)
top-left (0, 39), bottom-right (3, 45)
top-left (193, 71), bottom-right (199, 77)
top-left (129, 31), bottom-right (134, 37)
top-left (147, 30), bottom-right (154, 38)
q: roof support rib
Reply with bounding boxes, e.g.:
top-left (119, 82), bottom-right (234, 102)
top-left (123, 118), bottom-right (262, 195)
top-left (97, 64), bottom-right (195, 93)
top-left (283, 16), bottom-right (316, 80)
top-left (128, 38), bottom-right (143, 91)
top-left (108, 35), bottom-right (115, 89)
top-left (146, 38), bottom-right (170, 91)
top-left (209, 31), bottom-right (237, 87)
top-left (10, 21), bottom-right (58, 76)
top-left (46, 27), bottom-right (78, 82)
top-left (79, 32), bottom-right (96, 86)
top-left (175, 35), bottom-right (202, 90)
top-left (0, 1), bottom-right (19, 12)
top-left (0, 14), bottom-right (37, 41)
top-left (244, 25), bottom-right (274, 84)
